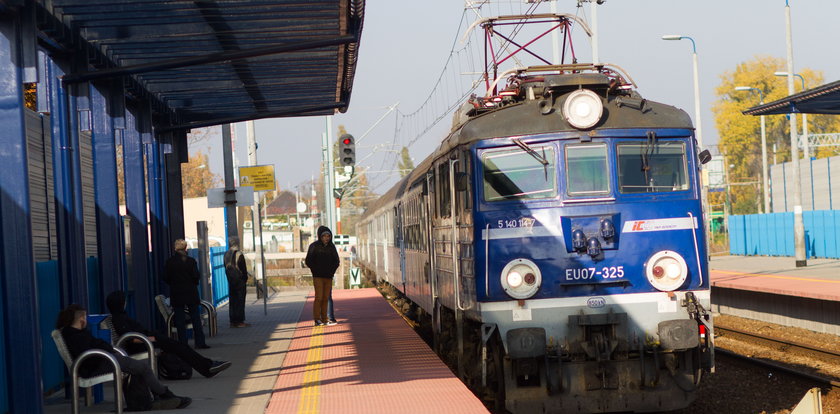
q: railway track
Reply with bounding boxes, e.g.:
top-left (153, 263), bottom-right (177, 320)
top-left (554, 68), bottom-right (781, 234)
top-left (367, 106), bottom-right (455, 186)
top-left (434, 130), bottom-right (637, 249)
top-left (716, 325), bottom-right (840, 389)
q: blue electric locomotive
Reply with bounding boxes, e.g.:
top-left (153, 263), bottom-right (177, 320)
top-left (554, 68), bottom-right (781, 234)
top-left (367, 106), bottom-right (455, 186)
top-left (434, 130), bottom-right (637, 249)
top-left (355, 14), bottom-right (714, 413)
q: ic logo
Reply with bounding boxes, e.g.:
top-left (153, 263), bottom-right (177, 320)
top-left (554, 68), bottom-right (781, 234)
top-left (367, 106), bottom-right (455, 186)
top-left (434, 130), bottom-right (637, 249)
top-left (587, 297), bottom-right (606, 308)
top-left (632, 221), bottom-right (646, 231)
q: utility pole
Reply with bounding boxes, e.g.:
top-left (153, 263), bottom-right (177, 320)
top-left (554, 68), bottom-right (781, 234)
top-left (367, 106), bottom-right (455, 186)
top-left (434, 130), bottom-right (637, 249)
top-left (245, 120), bottom-right (268, 312)
top-left (784, 1), bottom-right (807, 267)
top-left (222, 124), bottom-right (238, 242)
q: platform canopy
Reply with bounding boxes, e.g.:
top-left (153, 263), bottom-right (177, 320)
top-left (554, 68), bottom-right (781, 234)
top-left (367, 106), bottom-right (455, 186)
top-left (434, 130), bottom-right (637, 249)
top-left (36, 0), bottom-right (364, 129)
top-left (744, 80), bottom-right (840, 116)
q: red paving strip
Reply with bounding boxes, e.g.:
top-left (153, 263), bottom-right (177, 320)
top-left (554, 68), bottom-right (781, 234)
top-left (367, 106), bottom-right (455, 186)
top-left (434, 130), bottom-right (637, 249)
top-left (266, 288), bottom-right (489, 414)
top-left (710, 269), bottom-right (840, 301)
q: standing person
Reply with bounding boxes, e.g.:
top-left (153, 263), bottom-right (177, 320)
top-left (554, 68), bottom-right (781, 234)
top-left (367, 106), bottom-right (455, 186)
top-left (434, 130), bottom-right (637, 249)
top-left (106, 291), bottom-right (231, 378)
top-left (56, 304), bottom-right (192, 409)
top-left (224, 236), bottom-right (251, 328)
top-left (305, 226), bottom-right (340, 326)
top-left (164, 239), bottom-right (208, 349)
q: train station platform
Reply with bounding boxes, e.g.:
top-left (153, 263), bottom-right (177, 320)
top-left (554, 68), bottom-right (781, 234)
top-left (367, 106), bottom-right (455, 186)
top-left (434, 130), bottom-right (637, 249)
top-left (44, 287), bottom-right (488, 414)
top-left (709, 255), bottom-right (840, 335)
top-left (709, 255), bottom-right (840, 301)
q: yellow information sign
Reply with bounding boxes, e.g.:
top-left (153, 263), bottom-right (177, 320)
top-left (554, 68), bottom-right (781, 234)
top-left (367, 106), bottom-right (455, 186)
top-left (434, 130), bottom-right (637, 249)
top-left (239, 165), bottom-right (276, 192)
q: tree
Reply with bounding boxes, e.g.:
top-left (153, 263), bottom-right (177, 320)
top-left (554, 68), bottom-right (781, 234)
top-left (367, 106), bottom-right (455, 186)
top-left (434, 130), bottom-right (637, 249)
top-left (396, 146), bottom-right (414, 177)
top-left (712, 55), bottom-right (840, 214)
top-left (181, 151), bottom-right (220, 198)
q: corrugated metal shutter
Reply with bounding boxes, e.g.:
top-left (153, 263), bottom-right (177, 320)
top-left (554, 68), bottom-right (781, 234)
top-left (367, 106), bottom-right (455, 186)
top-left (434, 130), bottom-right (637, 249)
top-left (79, 130), bottom-right (98, 258)
top-left (26, 109), bottom-right (57, 262)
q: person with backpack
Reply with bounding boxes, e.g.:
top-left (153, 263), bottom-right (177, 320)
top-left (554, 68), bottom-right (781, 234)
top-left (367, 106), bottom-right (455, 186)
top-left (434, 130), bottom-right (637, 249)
top-left (164, 239), bottom-right (209, 348)
top-left (105, 290), bottom-right (231, 378)
top-left (224, 236), bottom-right (251, 328)
top-left (304, 226), bottom-right (340, 326)
top-left (56, 304), bottom-right (192, 409)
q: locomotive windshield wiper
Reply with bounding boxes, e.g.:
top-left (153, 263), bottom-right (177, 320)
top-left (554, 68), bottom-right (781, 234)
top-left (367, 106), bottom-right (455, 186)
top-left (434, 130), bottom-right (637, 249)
top-left (512, 138), bottom-right (549, 179)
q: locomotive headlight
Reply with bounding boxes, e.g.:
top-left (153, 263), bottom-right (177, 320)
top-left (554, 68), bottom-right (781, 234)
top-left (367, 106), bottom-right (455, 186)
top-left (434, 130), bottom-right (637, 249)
top-left (645, 251), bottom-right (688, 291)
top-left (501, 258), bottom-right (542, 299)
top-left (562, 89), bottom-right (603, 129)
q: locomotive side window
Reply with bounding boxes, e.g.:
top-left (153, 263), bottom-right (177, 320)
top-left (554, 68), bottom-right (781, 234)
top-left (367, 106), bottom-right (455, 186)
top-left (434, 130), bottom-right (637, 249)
top-left (481, 146), bottom-right (557, 201)
top-left (565, 144), bottom-right (609, 195)
top-left (617, 141), bottom-right (689, 193)
top-left (438, 163), bottom-right (451, 217)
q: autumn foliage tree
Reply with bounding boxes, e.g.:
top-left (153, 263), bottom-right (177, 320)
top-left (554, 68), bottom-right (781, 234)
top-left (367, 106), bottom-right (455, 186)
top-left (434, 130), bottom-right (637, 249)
top-left (181, 151), bottom-right (220, 198)
top-left (712, 55), bottom-right (840, 214)
top-left (397, 146), bottom-right (414, 178)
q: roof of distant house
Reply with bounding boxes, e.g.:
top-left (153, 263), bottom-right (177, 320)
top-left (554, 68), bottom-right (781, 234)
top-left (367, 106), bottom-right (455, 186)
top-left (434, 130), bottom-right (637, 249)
top-left (265, 191), bottom-right (299, 215)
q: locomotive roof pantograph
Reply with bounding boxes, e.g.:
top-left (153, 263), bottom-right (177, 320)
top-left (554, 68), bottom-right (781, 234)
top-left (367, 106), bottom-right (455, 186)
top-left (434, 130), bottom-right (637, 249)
top-left (364, 13), bottom-right (695, 215)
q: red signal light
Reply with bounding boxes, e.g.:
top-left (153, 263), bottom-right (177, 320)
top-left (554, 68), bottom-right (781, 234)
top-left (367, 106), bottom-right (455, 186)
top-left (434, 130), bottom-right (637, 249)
top-left (342, 138), bottom-right (352, 145)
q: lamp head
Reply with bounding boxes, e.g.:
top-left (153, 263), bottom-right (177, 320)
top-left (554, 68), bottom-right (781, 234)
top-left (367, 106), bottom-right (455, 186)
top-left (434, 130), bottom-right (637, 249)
top-left (774, 71), bottom-right (789, 77)
top-left (734, 86), bottom-right (753, 91)
top-left (661, 35), bottom-right (683, 40)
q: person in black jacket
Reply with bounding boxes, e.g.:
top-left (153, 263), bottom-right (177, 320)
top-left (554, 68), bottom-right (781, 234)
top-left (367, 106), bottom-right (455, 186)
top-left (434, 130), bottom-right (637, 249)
top-left (163, 239), bottom-right (208, 348)
top-left (105, 291), bottom-right (231, 378)
top-left (304, 226), bottom-right (340, 326)
top-left (56, 304), bottom-right (191, 409)
top-left (224, 236), bottom-right (251, 328)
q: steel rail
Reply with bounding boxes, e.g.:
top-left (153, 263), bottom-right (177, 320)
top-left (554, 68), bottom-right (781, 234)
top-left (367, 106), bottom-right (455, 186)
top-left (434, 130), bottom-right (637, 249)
top-left (716, 325), bottom-right (840, 359)
top-left (716, 349), bottom-right (840, 389)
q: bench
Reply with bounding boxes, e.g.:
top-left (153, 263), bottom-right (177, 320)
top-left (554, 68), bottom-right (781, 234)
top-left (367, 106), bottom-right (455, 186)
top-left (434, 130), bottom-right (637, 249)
top-left (51, 329), bottom-right (126, 414)
top-left (154, 295), bottom-right (217, 340)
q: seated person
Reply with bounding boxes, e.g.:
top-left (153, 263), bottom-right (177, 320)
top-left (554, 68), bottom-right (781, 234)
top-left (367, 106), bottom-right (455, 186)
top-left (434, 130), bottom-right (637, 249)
top-left (56, 304), bottom-right (191, 409)
top-left (106, 291), bottom-right (231, 378)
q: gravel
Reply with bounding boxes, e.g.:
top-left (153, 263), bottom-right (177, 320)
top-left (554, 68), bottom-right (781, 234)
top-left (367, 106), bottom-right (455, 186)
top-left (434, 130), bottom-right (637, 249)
top-left (672, 314), bottom-right (840, 414)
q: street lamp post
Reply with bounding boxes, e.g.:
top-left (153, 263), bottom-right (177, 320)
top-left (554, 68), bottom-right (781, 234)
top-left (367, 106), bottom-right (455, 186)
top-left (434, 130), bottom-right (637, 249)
top-left (662, 35), bottom-right (703, 149)
top-left (774, 71), bottom-right (810, 160)
top-left (734, 86), bottom-right (769, 214)
top-left (784, 0), bottom-right (807, 267)
top-left (662, 34), bottom-right (710, 247)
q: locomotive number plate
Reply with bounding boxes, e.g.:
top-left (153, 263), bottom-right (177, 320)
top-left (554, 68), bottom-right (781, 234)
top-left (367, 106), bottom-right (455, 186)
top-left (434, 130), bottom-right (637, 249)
top-left (496, 217), bottom-right (536, 228)
top-left (565, 266), bottom-right (625, 281)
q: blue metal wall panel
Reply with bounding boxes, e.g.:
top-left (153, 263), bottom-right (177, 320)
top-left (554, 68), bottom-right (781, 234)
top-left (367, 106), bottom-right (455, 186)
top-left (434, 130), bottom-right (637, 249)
top-left (37, 261), bottom-right (62, 394)
top-left (729, 215), bottom-right (744, 255)
top-left (0, 18), bottom-right (43, 413)
top-left (147, 141), bottom-right (167, 300)
top-left (46, 58), bottom-right (88, 307)
top-left (123, 108), bottom-right (153, 328)
top-left (90, 81), bottom-right (124, 300)
top-left (86, 256), bottom-right (101, 313)
top-left (831, 211), bottom-right (840, 258)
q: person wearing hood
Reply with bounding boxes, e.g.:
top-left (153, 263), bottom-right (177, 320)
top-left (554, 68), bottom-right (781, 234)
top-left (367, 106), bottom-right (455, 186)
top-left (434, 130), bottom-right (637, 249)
top-left (305, 226), bottom-right (340, 326)
top-left (164, 239), bottom-right (208, 348)
top-left (56, 304), bottom-right (192, 409)
top-left (224, 236), bottom-right (251, 328)
top-left (106, 291), bottom-right (231, 378)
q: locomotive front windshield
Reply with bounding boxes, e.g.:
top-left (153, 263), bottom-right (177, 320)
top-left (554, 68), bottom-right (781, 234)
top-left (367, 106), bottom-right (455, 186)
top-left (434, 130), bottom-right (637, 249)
top-left (565, 144), bottom-right (609, 195)
top-left (617, 141), bottom-right (689, 193)
top-left (482, 146), bottom-right (557, 201)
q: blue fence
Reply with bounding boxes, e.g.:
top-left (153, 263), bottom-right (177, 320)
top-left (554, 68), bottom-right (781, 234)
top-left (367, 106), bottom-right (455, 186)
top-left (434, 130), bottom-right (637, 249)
top-left (210, 246), bottom-right (229, 307)
top-left (729, 210), bottom-right (840, 258)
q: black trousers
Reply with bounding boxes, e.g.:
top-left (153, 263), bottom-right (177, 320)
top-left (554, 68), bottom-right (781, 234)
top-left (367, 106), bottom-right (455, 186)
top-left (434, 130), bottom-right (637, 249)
top-left (115, 354), bottom-right (167, 395)
top-left (156, 335), bottom-right (212, 376)
top-left (173, 303), bottom-right (206, 347)
top-left (228, 279), bottom-right (247, 324)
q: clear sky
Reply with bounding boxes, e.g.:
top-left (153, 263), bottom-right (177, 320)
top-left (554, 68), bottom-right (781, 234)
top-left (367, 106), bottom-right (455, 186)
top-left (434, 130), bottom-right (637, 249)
top-left (193, 0), bottom-right (840, 196)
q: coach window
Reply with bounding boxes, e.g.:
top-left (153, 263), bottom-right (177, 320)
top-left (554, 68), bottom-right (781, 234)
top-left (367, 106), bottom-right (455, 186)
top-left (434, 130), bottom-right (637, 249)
top-left (565, 144), bottom-right (609, 195)
top-left (438, 163), bottom-right (451, 217)
top-left (482, 145), bottom-right (557, 201)
top-left (617, 141), bottom-right (688, 193)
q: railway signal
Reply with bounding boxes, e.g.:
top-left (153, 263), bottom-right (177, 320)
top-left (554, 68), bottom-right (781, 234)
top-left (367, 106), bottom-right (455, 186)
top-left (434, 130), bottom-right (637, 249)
top-left (339, 134), bottom-right (355, 167)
